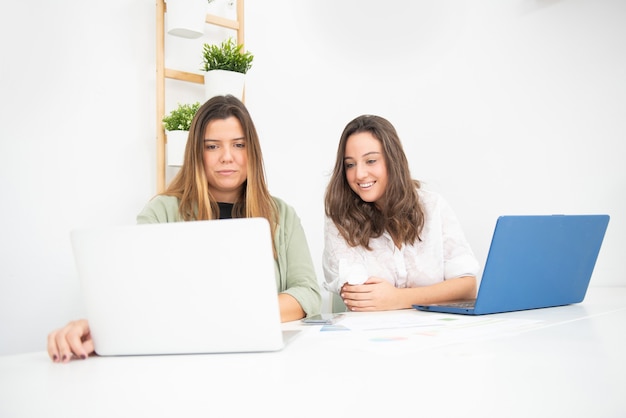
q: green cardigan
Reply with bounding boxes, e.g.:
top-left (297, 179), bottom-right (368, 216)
top-left (136, 195), bottom-right (322, 317)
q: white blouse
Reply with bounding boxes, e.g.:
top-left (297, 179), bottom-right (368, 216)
top-left (322, 189), bottom-right (480, 294)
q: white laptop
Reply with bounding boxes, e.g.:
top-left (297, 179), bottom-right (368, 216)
top-left (70, 217), bottom-right (289, 356)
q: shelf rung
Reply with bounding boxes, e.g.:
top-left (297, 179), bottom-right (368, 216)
top-left (205, 13), bottom-right (239, 30)
top-left (164, 68), bottom-right (204, 84)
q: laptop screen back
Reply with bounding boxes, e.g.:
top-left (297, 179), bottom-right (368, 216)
top-left (71, 218), bottom-right (284, 355)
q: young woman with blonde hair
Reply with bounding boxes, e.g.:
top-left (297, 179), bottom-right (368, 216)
top-left (48, 95), bottom-right (321, 362)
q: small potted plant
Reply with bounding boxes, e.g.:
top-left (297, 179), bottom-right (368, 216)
top-left (162, 102), bottom-right (200, 167)
top-left (201, 37), bottom-right (254, 101)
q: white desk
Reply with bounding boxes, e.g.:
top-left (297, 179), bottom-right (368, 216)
top-left (1, 287), bottom-right (625, 418)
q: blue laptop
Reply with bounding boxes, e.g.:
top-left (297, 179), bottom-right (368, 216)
top-left (413, 214), bottom-right (610, 315)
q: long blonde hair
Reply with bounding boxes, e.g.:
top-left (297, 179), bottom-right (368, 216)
top-left (164, 95), bottom-right (278, 255)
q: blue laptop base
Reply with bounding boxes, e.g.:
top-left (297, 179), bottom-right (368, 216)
top-left (413, 214), bottom-right (610, 315)
top-left (414, 303), bottom-right (479, 315)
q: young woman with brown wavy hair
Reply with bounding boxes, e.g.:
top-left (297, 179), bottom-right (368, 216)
top-left (323, 114), bottom-right (479, 312)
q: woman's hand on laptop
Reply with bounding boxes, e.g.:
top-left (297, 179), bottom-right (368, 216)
top-left (47, 319), bottom-right (94, 363)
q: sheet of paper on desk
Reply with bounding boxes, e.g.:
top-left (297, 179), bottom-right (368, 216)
top-left (335, 312), bottom-right (449, 331)
top-left (322, 313), bottom-right (545, 355)
top-left (338, 312), bottom-right (540, 330)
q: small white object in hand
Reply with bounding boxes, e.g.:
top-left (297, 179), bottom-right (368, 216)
top-left (340, 262), bottom-right (368, 285)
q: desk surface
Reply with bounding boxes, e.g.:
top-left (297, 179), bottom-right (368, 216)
top-left (1, 287), bottom-right (625, 418)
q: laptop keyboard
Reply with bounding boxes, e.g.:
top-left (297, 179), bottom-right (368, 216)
top-left (445, 301), bottom-right (476, 309)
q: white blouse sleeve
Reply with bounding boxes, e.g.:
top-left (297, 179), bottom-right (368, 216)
top-left (437, 194), bottom-right (480, 279)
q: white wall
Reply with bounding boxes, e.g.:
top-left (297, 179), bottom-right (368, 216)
top-left (1, 0), bottom-right (624, 356)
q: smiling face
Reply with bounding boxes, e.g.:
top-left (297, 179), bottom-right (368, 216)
top-left (202, 116), bottom-right (248, 203)
top-left (343, 131), bottom-right (388, 207)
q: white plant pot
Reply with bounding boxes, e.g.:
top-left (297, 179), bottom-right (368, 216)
top-left (204, 70), bottom-right (245, 101)
top-left (166, 130), bottom-right (189, 167)
top-left (166, 0), bottom-right (206, 39)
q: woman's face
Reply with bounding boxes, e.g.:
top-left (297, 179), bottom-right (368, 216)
top-left (202, 116), bottom-right (248, 203)
top-left (343, 131), bottom-right (388, 207)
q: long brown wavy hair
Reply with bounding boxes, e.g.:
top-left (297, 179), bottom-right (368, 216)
top-left (163, 95), bottom-right (278, 254)
top-left (324, 115), bottom-right (424, 250)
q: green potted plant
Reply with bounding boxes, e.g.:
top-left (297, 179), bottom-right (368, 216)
top-left (201, 37), bottom-right (254, 101)
top-left (162, 102), bottom-right (200, 167)
top-left (162, 102), bottom-right (200, 132)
